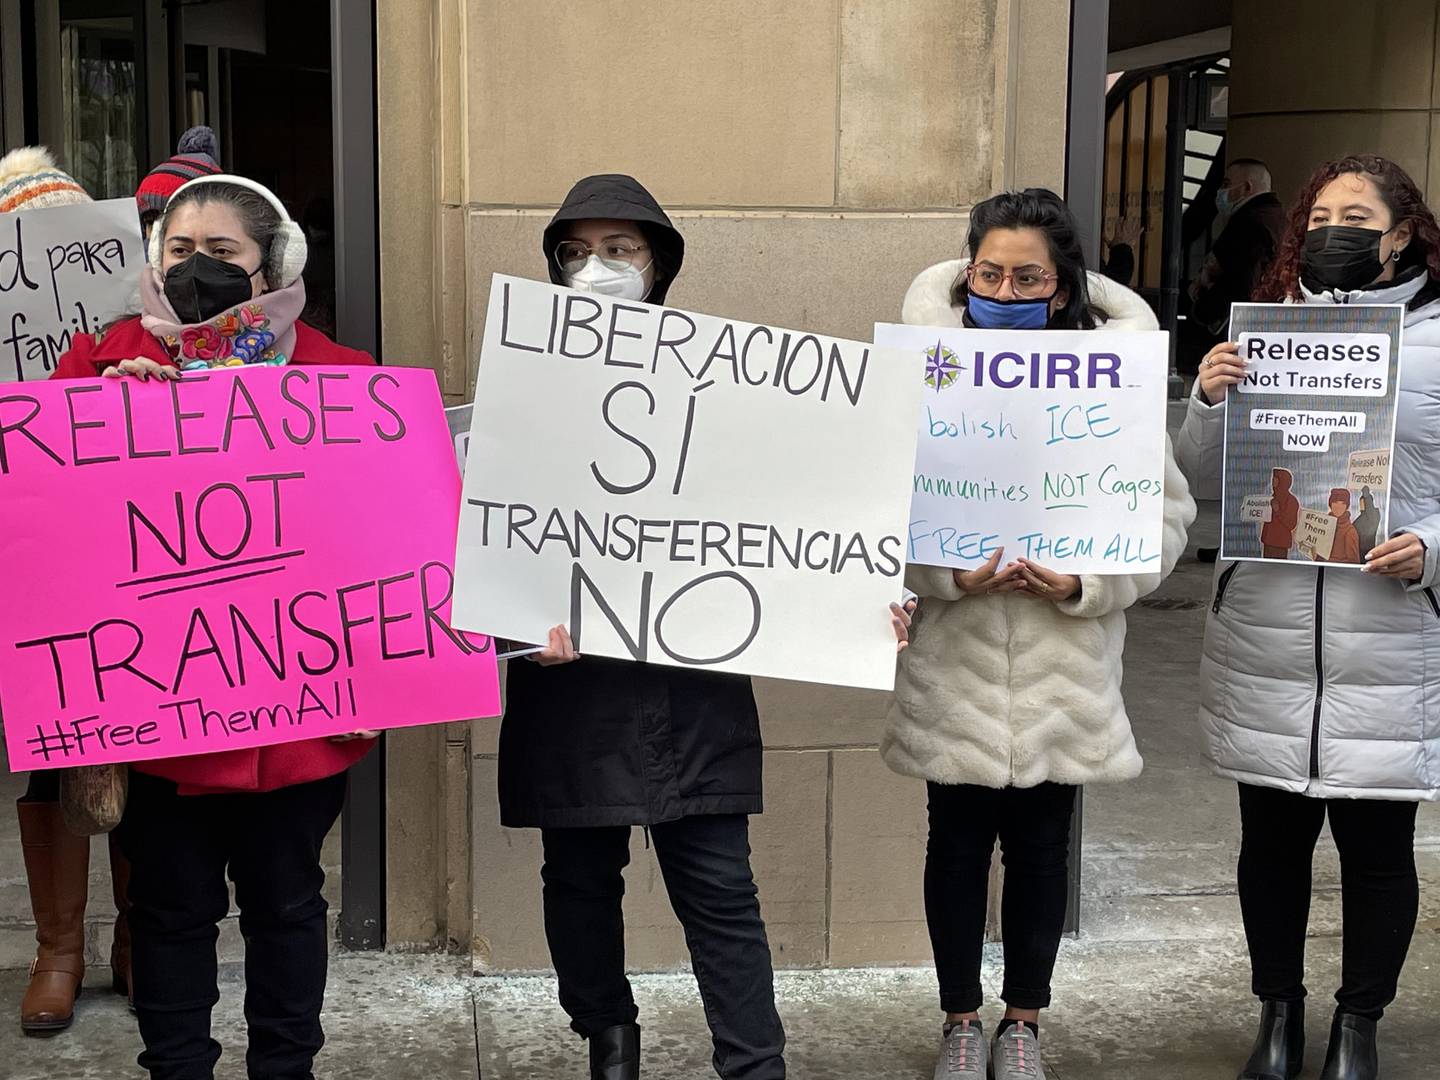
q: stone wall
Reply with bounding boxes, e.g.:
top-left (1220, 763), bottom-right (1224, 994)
top-left (374, 0), bottom-right (1073, 965)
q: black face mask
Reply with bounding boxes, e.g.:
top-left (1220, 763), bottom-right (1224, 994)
top-left (163, 252), bottom-right (261, 324)
top-left (1300, 225), bottom-right (1390, 294)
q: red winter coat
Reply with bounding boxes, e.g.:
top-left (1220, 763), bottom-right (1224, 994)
top-left (52, 316), bottom-right (377, 794)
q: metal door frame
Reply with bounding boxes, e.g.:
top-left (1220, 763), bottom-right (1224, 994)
top-left (1061, 0), bottom-right (1110, 934)
top-left (330, 0), bottom-right (385, 950)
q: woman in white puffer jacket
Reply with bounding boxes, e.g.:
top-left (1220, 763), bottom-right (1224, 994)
top-left (885, 189), bottom-right (1194, 1080)
top-left (1177, 155), bottom-right (1440, 1080)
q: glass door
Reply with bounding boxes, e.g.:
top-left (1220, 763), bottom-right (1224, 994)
top-left (57, 10), bottom-right (142, 198)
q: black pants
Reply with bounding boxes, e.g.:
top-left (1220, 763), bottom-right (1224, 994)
top-left (23, 770), bottom-right (60, 801)
top-left (541, 814), bottom-right (785, 1079)
top-left (1237, 782), bottom-right (1419, 1021)
top-left (116, 770), bottom-right (347, 1080)
top-left (924, 781), bottom-right (1076, 1014)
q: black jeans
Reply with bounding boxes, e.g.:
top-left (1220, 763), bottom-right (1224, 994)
top-left (541, 814), bottom-right (785, 1079)
top-left (924, 781), bottom-right (1076, 1014)
top-left (1237, 782), bottom-right (1419, 1021)
top-left (116, 770), bottom-right (347, 1080)
top-left (23, 770), bottom-right (60, 801)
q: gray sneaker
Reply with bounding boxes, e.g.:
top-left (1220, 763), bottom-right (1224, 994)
top-left (992, 1023), bottom-right (1042, 1079)
top-left (933, 1019), bottom-right (987, 1078)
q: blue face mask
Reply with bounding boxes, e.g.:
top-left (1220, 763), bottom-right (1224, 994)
top-left (967, 293), bottom-right (1052, 330)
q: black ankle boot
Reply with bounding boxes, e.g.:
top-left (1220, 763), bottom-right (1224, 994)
top-left (1319, 1011), bottom-right (1378, 1080)
top-left (1238, 1000), bottom-right (1304, 1080)
top-left (589, 1023), bottom-right (640, 1080)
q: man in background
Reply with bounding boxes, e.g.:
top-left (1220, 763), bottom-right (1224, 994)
top-left (1189, 159), bottom-right (1285, 564)
top-left (1185, 158), bottom-right (1285, 369)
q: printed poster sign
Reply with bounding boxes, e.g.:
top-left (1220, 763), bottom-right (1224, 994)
top-left (0, 367), bottom-right (501, 772)
top-left (875, 324), bottom-right (1172, 574)
top-left (1221, 303), bottom-right (1404, 566)
top-left (452, 274), bottom-right (927, 691)
top-left (0, 198), bottom-right (144, 382)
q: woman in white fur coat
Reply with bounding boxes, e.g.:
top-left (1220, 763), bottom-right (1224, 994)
top-left (883, 190), bottom-right (1195, 1080)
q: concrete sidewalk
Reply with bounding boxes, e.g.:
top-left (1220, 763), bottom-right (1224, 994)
top-left (4, 937), bottom-right (1440, 1079)
top-left (5, 444), bottom-right (1440, 1076)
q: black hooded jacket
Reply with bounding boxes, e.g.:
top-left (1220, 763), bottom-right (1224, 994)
top-left (541, 173), bottom-right (685, 305)
top-left (498, 175), bottom-right (763, 829)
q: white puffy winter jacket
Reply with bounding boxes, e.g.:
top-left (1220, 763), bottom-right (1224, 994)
top-left (882, 260), bottom-right (1197, 790)
top-left (1176, 271), bottom-right (1440, 801)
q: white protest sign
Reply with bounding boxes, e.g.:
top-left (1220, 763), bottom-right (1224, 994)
top-left (875, 324), bottom-right (1171, 574)
top-left (0, 198), bottom-right (143, 382)
top-left (451, 274), bottom-right (926, 691)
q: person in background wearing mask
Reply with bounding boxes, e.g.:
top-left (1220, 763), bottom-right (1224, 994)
top-left (1190, 159), bottom-right (1285, 348)
top-left (1178, 154), bottom-right (1440, 1080)
top-left (1188, 158), bottom-right (1285, 563)
top-left (885, 189), bottom-right (1195, 1080)
top-left (133, 125), bottom-right (222, 243)
top-left (53, 174), bottom-right (374, 1080)
top-left (0, 146), bottom-right (136, 1037)
top-left (504, 173), bottom-right (915, 1080)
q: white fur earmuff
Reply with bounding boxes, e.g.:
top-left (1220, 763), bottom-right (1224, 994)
top-left (147, 174), bottom-right (308, 289)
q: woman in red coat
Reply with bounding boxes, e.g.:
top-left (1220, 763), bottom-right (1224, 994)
top-left (54, 173), bottom-right (375, 1080)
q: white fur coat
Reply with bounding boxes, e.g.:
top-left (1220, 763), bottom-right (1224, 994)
top-left (882, 260), bottom-right (1197, 789)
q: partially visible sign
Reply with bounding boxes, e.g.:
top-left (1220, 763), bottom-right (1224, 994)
top-left (0, 367), bottom-right (501, 771)
top-left (0, 199), bottom-right (143, 382)
top-left (446, 403), bottom-right (472, 479)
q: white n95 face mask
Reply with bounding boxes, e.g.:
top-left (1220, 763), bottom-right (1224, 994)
top-left (565, 254), bottom-right (651, 301)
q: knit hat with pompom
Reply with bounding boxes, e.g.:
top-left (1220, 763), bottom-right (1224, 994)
top-left (135, 126), bottom-right (223, 214)
top-left (0, 147), bottom-right (90, 212)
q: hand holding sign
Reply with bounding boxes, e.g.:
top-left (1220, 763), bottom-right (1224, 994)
top-left (102, 357), bottom-right (182, 381)
top-left (1015, 559), bottom-right (1081, 601)
top-left (1198, 340), bottom-right (1246, 404)
top-left (1364, 532), bottom-right (1426, 579)
top-left (529, 625), bottom-right (579, 666)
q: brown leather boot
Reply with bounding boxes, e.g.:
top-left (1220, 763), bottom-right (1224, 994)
top-left (108, 831), bottom-right (133, 1007)
top-left (18, 800), bottom-right (89, 1035)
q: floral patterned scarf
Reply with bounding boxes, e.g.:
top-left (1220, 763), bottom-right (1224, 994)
top-left (139, 266), bottom-right (306, 370)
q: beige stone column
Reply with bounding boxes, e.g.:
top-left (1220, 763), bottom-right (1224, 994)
top-left (1228, 0), bottom-right (1440, 206)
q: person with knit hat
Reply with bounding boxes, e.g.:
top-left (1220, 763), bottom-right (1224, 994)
top-left (1322, 488), bottom-right (1363, 564)
top-left (0, 144), bottom-right (136, 1037)
top-left (0, 146), bottom-right (90, 212)
top-left (134, 126), bottom-right (222, 241)
top-left (52, 172), bottom-right (375, 1079)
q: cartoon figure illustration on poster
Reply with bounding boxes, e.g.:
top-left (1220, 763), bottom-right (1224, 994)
top-left (1220, 303), bottom-right (1405, 567)
top-left (1356, 484), bottom-right (1382, 555)
top-left (1258, 467), bottom-right (1300, 557)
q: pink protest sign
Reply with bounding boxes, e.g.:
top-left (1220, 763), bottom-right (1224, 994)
top-left (0, 366), bottom-right (500, 771)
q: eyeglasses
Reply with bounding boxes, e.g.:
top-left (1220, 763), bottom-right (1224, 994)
top-left (554, 239), bottom-right (651, 275)
top-left (966, 263), bottom-right (1059, 300)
